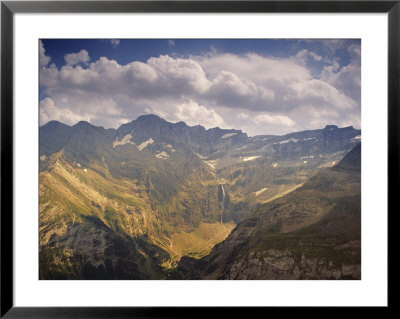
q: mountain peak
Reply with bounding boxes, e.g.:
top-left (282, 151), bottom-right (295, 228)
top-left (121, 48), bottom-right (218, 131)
top-left (334, 142), bottom-right (361, 171)
top-left (74, 120), bottom-right (93, 127)
top-left (175, 121), bottom-right (189, 127)
top-left (46, 120), bottom-right (62, 125)
top-left (41, 120), bottom-right (68, 128)
top-left (136, 114), bottom-right (165, 122)
top-left (324, 125), bottom-right (338, 130)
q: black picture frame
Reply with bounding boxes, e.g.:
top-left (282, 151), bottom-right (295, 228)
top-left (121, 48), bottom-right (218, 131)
top-left (1, 1), bottom-right (395, 317)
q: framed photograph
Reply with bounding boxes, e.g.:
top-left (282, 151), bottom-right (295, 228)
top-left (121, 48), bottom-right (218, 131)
top-left (1, 0), bottom-right (394, 317)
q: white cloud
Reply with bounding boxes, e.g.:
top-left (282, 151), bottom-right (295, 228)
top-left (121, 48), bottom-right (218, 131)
top-left (253, 113), bottom-right (295, 127)
top-left (110, 39), bottom-right (120, 47)
top-left (149, 99), bottom-right (225, 129)
top-left (320, 43), bottom-right (361, 105)
top-left (147, 55), bottom-right (210, 94)
top-left (168, 40), bottom-right (175, 47)
top-left (237, 113), bottom-right (249, 120)
top-left (295, 49), bottom-right (322, 64)
top-left (64, 49), bottom-right (90, 66)
top-left (291, 79), bottom-right (357, 110)
top-left (309, 51), bottom-right (322, 61)
top-left (39, 40), bottom-right (51, 67)
top-left (39, 90), bottom-right (126, 128)
top-left (40, 97), bottom-right (93, 125)
top-left (40, 45), bottom-right (360, 135)
top-left (197, 52), bottom-right (312, 84)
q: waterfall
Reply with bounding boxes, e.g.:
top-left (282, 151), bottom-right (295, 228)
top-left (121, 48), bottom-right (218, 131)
top-left (220, 185), bottom-right (225, 223)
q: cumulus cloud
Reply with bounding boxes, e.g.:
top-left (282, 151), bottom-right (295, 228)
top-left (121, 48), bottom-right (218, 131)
top-left (295, 49), bottom-right (322, 64)
top-left (320, 43), bottom-right (361, 106)
top-left (64, 49), bottom-right (90, 66)
top-left (39, 40), bottom-right (51, 67)
top-left (226, 111), bottom-right (296, 135)
top-left (237, 113), bottom-right (249, 120)
top-left (39, 90), bottom-right (124, 128)
top-left (39, 42), bottom-right (360, 135)
top-left (253, 113), bottom-right (295, 127)
top-left (40, 97), bottom-right (93, 125)
top-left (148, 99), bottom-right (225, 129)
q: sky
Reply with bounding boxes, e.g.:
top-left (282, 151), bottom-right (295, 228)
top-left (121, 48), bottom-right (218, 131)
top-left (39, 39), bottom-right (361, 136)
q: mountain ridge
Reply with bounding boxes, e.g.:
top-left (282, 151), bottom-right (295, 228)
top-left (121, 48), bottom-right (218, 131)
top-left (40, 114), bottom-right (359, 139)
top-left (39, 114), bottom-right (361, 279)
top-left (175, 142), bottom-right (361, 279)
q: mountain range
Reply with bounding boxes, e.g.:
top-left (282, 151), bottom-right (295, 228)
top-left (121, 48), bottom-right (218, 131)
top-left (176, 143), bottom-right (361, 279)
top-left (39, 114), bottom-right (361, 279)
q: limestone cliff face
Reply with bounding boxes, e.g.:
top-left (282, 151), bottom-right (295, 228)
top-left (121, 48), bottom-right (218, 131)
top-left (176, 144), bottom-right (361, 280)
top-left (39, 217), bottom-right (169, 280)
top-left (225, 247), bottom-right (361, 280)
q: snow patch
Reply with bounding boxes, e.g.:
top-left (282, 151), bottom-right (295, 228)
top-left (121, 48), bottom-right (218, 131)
top-left (204, 160), bottom-right (218, 169)
top-left (242, 156), bottom-right (261, 162)
top-left (254, 188), bottom-right (268, 196)
top-left (235, 145), bottom-right (248, 151)
top-left (155, 151), bottom-right (169, 159)
top-left (113, 134), bottom-right (134, 148)
top-left (165, 144), bottom-right (176, 152)
top-left (352, 135), bottom-right (361, 142)
top-left (271, 162), bottom-right (279, 168)
top-left (40, 155), bottom-right (46, 161)
top-left (274, 138), bottom-right (299, 145)
top-left (221, 133), bottom-right (238, 139)
top-left (84, 168), bottom-right (88, 173)
top-left (194, 152), bottom-right (207, 160)
top-left (137, 138), bottom-right (154, 151)
top-left (303, 160), bottom-right (308, 164)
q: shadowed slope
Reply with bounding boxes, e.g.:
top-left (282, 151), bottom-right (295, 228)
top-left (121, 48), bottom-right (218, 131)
top-left (176, 143), bottom-right (361, 280)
